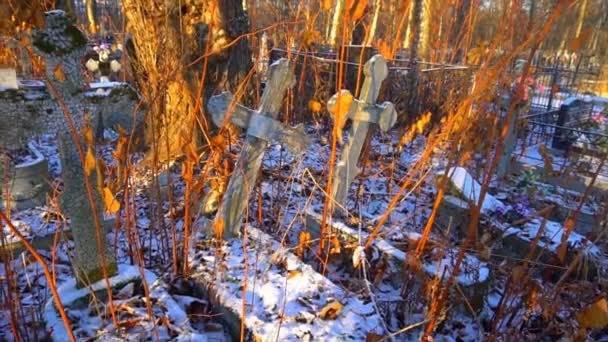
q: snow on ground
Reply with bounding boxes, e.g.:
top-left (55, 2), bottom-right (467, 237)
top-left (1, 121), bottom-right (607, 340)
top-left (191, 227), bottom-right (385, 340)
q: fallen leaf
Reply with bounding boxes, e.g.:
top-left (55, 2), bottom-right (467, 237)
top-left (329, 90), bottom-right (353, 144)
top-left (53, 63), bottom-right (65, 82)
top-left (102, 187), bottom-right (120, 214)
top-left (84, 146), bottom-right (96, 176)
top-left (378, 39), bottom-right (391, 59)
top-left (214, 218), bottom-right (224, 240)
top-left (117, 318), bottom-right (141, 328)
top-left (352, 245), bottom-right (364, 269)
top-left (330, 235), bottom-right (341, 254)
top-left (297, 231), bottom-right (312, 257)
top-left (366, 332), bottom-right (385, 342)
top-left (287, 271), bottom-right (301, 280)
top-left (319, 301), bottom-right (343, 320)
top-left (83, 124), bottom-right (94, 145)
top-left (308, 100), bottom-right (322, 113)
top-left (576, 298), bottom-right (608, 329)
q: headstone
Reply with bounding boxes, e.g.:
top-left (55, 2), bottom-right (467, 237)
top-left (496, 93), bottom-right (522, 179)
top-left (0, 143), bottom-right (50, 210)
top-left (31, 10), bottom-right (116, 285)
top-left (206, 58), bottom-right (306, 238)
top-left (0, 68), bottom-right (18, 90)
top-left (327, 54), bottom-right (397, 210)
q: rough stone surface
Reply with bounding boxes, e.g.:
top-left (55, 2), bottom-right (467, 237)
top-left (7, 10), bottom-right (135, 286)
top-left (327, 54), bottom-right (396, 211)
top-left (209, 58), bottom-right (296, 238)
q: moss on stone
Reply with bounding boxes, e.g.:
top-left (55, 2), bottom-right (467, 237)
top-left (75, 261), bottom-right (118, 289)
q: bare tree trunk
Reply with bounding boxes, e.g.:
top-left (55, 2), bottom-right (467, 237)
top-left (124, 0), bottom-right (251, 163)
top-left (86, 0), bottom-right (97, 34)
top-left (403, 1), bottom-right (414, 48)
top-left (329, 0), bottom-right (344, 48)
top-left (365, 0), bottom-right (382, 46)
top-left (575, 0), bottom-right (589, 39)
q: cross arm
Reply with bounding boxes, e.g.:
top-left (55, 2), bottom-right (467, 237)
top-left (207, 91), bottom-right (311, 155)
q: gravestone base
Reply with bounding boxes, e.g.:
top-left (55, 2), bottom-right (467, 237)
top-left (190, 225), bottom-right (386, 340)
top-left (305, 209), bottom-right (490, 313)
top-left (0, 143), bottom-right (51, 211)
top-left (439, 167), bottom-right (601, 281)
top-left (44, 264), bottom-right (191, 341)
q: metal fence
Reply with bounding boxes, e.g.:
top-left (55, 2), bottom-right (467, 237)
top-left (519, 97), bottom-right (608, 157)
top-left (529, 58), bottom-right (601, 111)
top-left (268, 46), bottom-right (474, 125)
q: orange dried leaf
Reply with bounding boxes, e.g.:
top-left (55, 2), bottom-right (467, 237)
top-left (53, 63), bottom-right (65, 82)
top-left (83, 124), bottom-right (94, 146)
top-left (214, 218), bottom-right (224, 240)
top-left (181, 162), bottom-right (193, 182)
top-left (318, 301), bottom-right (343, 320)
top-left (378, 39), bottom-right (391, 59)
top-left (330, 236), bottom-right (341, 254)
top-left (287, 271), bottom-right (301, 280)
top-left (296, 231), bottom-right (312, 257)
top-left (84, 146), bottom-right (96, 176)
top-left (308, 100), bottom-right (322, 113)
top-left (330, 91), bottom-right (353, 144)
top-left (102, 187), bottom-right (120, 214)
top-left (576, 298), bottom-right (608, 329)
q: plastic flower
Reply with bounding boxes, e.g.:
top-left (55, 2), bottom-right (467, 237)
top-left (591, 112), bottom-right (606, 125)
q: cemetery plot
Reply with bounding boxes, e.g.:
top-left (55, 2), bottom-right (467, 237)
top-left (2, 7), bottom-right (608, 341)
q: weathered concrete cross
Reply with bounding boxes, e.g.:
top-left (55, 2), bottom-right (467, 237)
top-left (207, 58), bottom-right (309, 237)
top-left (31, 11), bottom-right (116, 285)
top-left (328, 54), bottom-right (397, 210)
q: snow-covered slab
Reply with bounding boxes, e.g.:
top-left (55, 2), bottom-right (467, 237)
top-left (44, 265), bottom-right (197, 341)
top-left (435, 168), bottom-right (600, 257)
top-left (502, 219), bottom-right (601, 257)
top-left (89, 81), bottom-right (125, 89)
top-left (438, 167), bottom-right (503, 213)
top-left (45, 265), bottom-right (155, 340)
top-left (17, 79), bottom-right (46, 88)
top-left (306, 209), bottom-right (490, 287)
top-left (190, 226), bottom-right (385, 341)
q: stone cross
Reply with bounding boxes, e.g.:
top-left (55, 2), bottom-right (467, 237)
top-left (207, 58), bottom-right (307, 238)
top-left (327, 54), bottom-right (397, 209)
top-left (31, 10), bottom-right (116, 285)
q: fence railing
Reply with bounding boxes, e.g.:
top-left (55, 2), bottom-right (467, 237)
top-left (519, 97), bottom-right (608, 158)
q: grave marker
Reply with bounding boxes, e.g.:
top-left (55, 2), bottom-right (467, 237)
top-left (0, 68), bottom-right (18, 90)
top-left (496, 93), bottom-right (522, 179)
top-left (327, 54), bottom-right (397, 209)
top-left (207, 58), bottom-right (307, 238)
top-left (31, 10), bottom-right (116, 285)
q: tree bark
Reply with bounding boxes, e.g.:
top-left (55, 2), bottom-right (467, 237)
top-left (86, 0), bottom-right (97, 34)
top-left (575, 0), bottom-right (589, 39)
top-left (123, 0), bottom-right (251, 163)
top-left (365, 0), bottom-right (381, 46)
top-left (329, 0), bottom-right (344, 48)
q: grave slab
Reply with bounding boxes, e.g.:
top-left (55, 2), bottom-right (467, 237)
top-left (190, 226), bottom-right (385, 341)
top-left (436, 166), bottom-right (602, 278)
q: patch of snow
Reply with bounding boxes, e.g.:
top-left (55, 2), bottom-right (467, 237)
top-left (439, 167), bottom-right (503, 213)
top-left (190, 226), bottom-right (385, 340)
